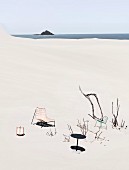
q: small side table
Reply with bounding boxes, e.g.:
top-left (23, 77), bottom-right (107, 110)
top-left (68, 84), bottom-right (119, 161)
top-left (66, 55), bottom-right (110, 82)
top-left (70, 133), bottom-right (86, 152)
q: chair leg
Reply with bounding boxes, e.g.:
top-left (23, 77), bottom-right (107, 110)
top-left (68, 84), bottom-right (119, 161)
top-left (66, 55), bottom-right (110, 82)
top-left (99, 122), bottom-right (102, 128)
top-left (94, 121), bottom-right (97, 127)
top-left (102, 123), bottom-right (107, 130)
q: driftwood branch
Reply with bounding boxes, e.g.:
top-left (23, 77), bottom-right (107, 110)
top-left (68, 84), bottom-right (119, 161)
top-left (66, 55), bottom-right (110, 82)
top-left (79, 86), bottom-right (104, 120)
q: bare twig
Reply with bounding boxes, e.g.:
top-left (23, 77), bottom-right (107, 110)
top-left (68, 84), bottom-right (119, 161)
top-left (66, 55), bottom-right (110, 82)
top-left (77, 118), bottom-right (89, 135)
top-left (63, 134), bottom-right (70, 142)
top-left (112, 98), bottom-right (120, 127)
top-left (121, 119), bottom-right (125, 128)
top-left (63, 124), bottom-right (73, 142)
top-left (46, 128), bottom-right (57, 137)
top-left (89, 128), bottom-right (105, 143)
top-left (77, 118), bottom-right (88, 136)
top-left (67, 124), bottom-right (73, 134)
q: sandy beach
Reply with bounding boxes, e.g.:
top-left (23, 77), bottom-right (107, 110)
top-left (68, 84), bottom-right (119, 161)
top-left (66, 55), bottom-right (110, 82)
top-left (0, 27), bottom-right (129, 170)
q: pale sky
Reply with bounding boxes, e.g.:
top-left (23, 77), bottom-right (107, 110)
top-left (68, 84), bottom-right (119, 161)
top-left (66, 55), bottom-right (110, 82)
top-left (0, 0), bottom-right (129, 34)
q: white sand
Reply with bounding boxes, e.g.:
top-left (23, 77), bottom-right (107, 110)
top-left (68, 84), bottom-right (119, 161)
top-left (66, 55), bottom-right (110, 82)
top-left (0, 27), bottom-right (129, 169)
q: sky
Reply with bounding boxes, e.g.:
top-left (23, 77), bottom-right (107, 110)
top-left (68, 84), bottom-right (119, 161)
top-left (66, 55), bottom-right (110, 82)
top-left (0, 0), bottom-right (129, 34)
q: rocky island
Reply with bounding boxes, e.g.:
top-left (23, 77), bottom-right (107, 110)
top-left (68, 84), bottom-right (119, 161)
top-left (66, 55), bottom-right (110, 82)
top-left (41, 30), bottom-right (54, 35)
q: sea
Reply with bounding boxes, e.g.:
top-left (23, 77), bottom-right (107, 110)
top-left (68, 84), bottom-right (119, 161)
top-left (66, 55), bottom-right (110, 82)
top-left (12, 34), bottom-right (129, 40)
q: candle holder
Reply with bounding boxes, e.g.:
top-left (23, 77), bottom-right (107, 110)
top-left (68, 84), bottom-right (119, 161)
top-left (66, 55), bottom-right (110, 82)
top-left (16, 126), bottom-right (25, 136)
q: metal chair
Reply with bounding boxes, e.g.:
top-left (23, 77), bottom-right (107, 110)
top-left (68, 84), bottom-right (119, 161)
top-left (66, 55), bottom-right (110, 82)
top-left (95, 116), bottom-right (108, 129)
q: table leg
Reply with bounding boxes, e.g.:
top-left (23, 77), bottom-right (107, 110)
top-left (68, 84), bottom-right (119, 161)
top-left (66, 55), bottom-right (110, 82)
top-left (76, 139), bottom-right (79, 151)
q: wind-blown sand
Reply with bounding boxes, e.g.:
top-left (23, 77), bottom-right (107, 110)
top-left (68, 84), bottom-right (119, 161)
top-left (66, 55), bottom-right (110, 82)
top-left (0, 27), bottom-right (129, 170)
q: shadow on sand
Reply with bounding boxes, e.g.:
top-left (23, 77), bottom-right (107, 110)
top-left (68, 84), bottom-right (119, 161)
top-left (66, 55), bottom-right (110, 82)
top-left (36, 121), bottom-right (55, 128)
top-left (71, 145), bottom-right (85, 152)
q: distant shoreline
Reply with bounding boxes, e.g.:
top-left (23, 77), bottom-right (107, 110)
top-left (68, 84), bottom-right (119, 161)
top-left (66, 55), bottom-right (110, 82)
top-left (12, 33), bottom-right (129, 40)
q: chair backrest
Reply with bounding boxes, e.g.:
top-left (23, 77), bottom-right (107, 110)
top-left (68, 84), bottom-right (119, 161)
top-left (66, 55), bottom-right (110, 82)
top-left (35, 107), bottom-right (47, 120)
top-left (102, 116), bottom-right (108, 124)
top-left (34, 107), bottom-right (55, 122)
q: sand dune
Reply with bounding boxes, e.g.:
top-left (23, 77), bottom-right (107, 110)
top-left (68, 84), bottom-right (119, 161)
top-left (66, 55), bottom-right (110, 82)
top-left (0, 28), bottom-right (129, 170)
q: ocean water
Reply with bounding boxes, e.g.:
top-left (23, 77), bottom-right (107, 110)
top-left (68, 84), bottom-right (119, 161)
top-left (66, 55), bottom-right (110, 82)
top-left (13, 34), bottom-right (129, 40)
